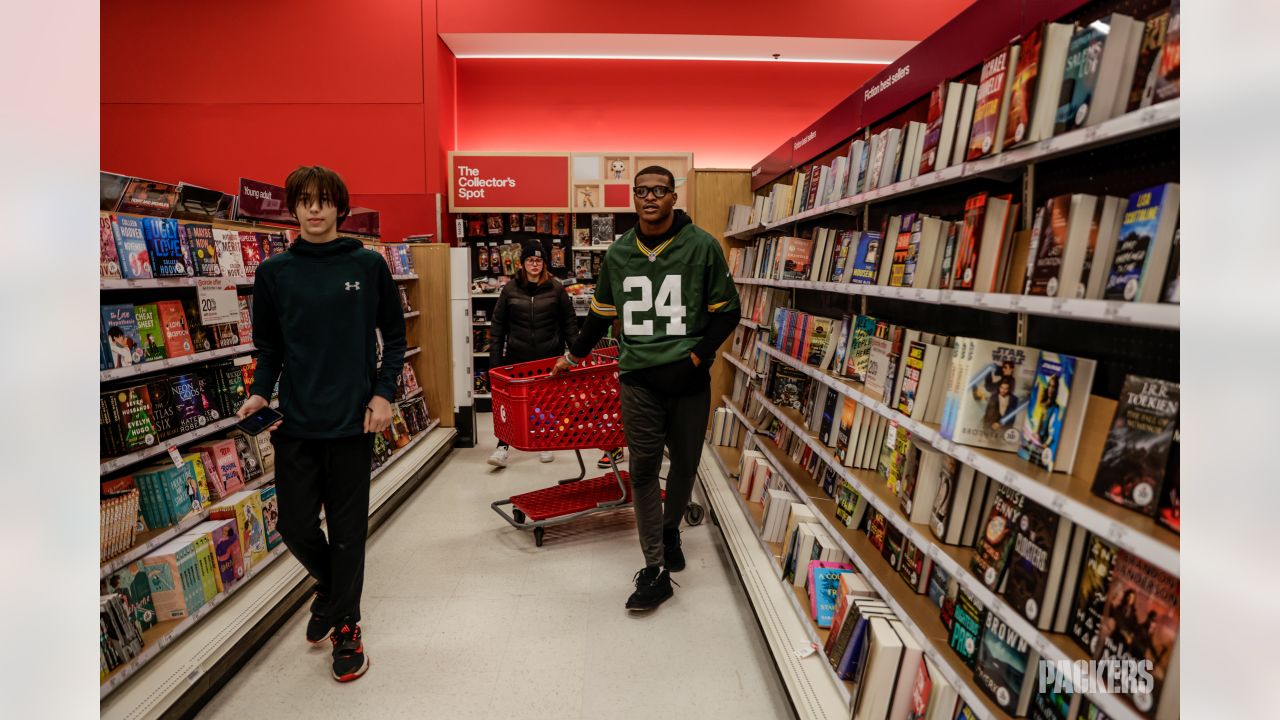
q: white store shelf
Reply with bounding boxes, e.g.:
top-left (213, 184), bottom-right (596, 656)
top-left (392, 274), bottom-right (419, 281)
top-left (101, 344), bottom-right (255, 382)
top-left (723, 353), bottom-right (762, 380)
top-left (756, 341), bottom-right (1180, 578)
top-left (403, 310), bottom-right (421, 319)
top-left (101, 277), bottom-right (254, 290)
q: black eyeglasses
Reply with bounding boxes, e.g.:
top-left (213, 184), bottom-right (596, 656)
top-left (633, 185), bottom-right (673, 199)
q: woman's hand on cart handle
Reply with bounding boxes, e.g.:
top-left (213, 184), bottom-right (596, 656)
top-left (552, 352), bottom-right (584, 376)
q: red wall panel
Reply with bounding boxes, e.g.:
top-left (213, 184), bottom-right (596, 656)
top-left (438, 0), bottom-right (976, 40)
top-left (100, 103), bottom-right (428, 194)
top-left (455, 59), bottom-right (882, 169)
top-left (102, 0), bottom-right (425, 104)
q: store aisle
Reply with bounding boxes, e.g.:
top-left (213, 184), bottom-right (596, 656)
top-left (198, 415), bottom-right (794, 720)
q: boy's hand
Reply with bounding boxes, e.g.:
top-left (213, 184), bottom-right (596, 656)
top-left (365, 396), bottom-right (393, 433)
top-left (237, 394), bottom-right (282, 431)
top-left (551, 355), bottom-right (581, 376)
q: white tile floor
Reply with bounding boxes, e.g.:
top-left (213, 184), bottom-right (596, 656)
top-left (197, 415), bottom-right (794, 720)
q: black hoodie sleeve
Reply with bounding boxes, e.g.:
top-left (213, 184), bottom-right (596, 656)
top-left (373, 260), bottom-right (406, 402)
top-left (248, 267), bottom-right (282, 401)
top-left (557, 285), bottom-right (579, 351)
top-left (490, 283), bottom-right (511, 365)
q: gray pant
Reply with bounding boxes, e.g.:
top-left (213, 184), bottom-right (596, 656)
top-left (620, 383), bottom-right (710, 567)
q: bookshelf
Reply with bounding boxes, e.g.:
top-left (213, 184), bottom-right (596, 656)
top-left (706, 2), bottom-right (1182, 719)
top-left (100, 343), bottom-right (255, 382)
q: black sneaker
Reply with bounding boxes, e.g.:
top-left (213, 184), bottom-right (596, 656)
top-left (598, 448), bottom-right (624, 468)
top-left (663, 528), bottom-right (686, 572)
top-left (306, 614), bottom-right (333, 644)
top-left (625, 565), bottom-right (674, 611)
top-left (330, 620), bottom-right (370, 682)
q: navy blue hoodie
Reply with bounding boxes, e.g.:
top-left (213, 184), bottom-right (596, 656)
top-left (248, 237), bottom-right (406, 439)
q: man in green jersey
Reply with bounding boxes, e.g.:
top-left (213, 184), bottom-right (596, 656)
top-left (554, 166), bottom-right (740, 611)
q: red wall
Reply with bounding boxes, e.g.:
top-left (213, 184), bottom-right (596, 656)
top-left (100, 0), bottom-right (452, 242)
top-left (455, 59), bottom-right (883, 169)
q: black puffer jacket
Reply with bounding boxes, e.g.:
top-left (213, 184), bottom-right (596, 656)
top-left (490, 272), bottom-right (579, 366)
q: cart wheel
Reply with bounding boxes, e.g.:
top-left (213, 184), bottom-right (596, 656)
top-left (534, 527), bottom-right (545, 547)
top-left (685, 503), bottom-right (705, 526)
top-left (513, 509), bottom-right (526, 524)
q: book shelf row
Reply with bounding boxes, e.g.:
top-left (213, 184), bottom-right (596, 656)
top-left (725, 97), bottom-right (1178, 239)
top-left (735, 278), bottom-right (1179, 330)
top-left (755, 341), bottom-right (1178, 577)
top-left (101, 272), bottom-right (416, 292)
top-left (99, 400), bottom-right (278, 476)
top-left (746, 389), bottom-right (1153, 719)
top-left (101, 343), bottom-right (255, 382)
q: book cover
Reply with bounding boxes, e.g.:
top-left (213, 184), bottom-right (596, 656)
top-left (782, 237), bottom-right (816, 280)
top-left (1068, 534), bottom-right (1117, 653)
top-left (239, 232), bottom-right (263, 278)
top-left (808, 562), bottom-right (856, 627)
top-left (133, 303), bottom-right (167, 363)
top-left (181, 223), bottom-right (221, 277)
top-left (114, 385), bottom-right (158, 451)
top-left (206, 519), bottom-right (245, 587)
top-left (1005, 25), bottom-right (1042, 147)
top-left (101, 304), bottom-right (145, 368)
top-left (897, 539), bottom-right (932, 593)
top-left (970, 485), bottom-right (1025, 591)
top-left (1162, 227), bottom-right (1179, 304)
top-left (768, 363), bottom-right (809, 411)
top-left (952, 193), bottom-right (988, 290)
top-left (1153, 1), bottom-right (1180, 103)
top-left (949, 588), bottom-right (985, 668)
top-left (1091, 375), bottom-right (1179, 515)
top-left (259, 485), bottom-right (283, 549)
top-left (806, 317), bottom-right (835, 367)
top-left (1094, 551), bottom-right (1180, 718)
top-left (212, 228), bottom-right (246, 279)
top-left (141, 217), bottom-right (188, 277)
top-left (938, 221), bottom-right (960, 291)
top-left (1027, 195), bottom-right (1071, 296)
top-left (918, 83), bottom-right (946, 175)
top-left (154, 298), bottom-right (193, 356)
top-left (849, 232), bottom-right (882, 285)
top-left (967, 47), bottom-right (1013, 160)
top-left (104, 560), bottom-right (157, 634)
top-left (1127, 11), bottom-right (1171, 112)
top-left (847, 315), bottom-right (876, 382)
top-left (1055, 26), bottom-right (1105, 134)
top-left (1156, 430), bottom-right (1179, 534)
top-left (237, 295), bottom-right (254, 345)
top-left (888, 213), bottom-right (916, 287)
top-left (1029, 663), bottom-right (1082, 720)
top-left (974, 611), bottom-right (1036, 715)
top-left (896, 341), bottom-right (927, 416)
top-left (952, 340), bottom-right (1035, 452)
top-left (111, 215), bottom-right (153, 280)
top-left (100, 216), bottom-right (122, 278)
top-left (1019, 352), bottom-right (1076, 470)
top-left (1003, 497), bottom-right (1068, 626)
top-left (1104, 184), bottom-right (1178, 301)
top-left (181, 299), bottom-right (214, 353)
top-left (118, 179), bottom-right (179, 216)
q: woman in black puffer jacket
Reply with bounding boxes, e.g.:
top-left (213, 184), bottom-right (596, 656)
top-left (488, 240), bottom-right (579, 468)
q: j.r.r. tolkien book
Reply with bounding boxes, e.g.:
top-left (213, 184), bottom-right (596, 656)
top-left (1004, 496), bottom-right (1074, 629)
top-left (1094, 550), bottom-right (1180, 719)
top-left (140, 217), bottom-right (189, 277)
top-left (1127, 10), bottom-right (1171, 112)
top-left (973, 611), bottom-right (1039, 716)
top-left (1067, 534), bottom-right (1117, 654)
top-left (111, 214), bottom-right (154, 280)
top-left (949, 587), bottom-right (985, 668)
top-left (952, 339), bottom-right (1035, 452)
top-left (1104, 184), bottom-right (1180, 302)
top-left (1091, 375), bottom-right (1179, 516)
top-left (133, 303), bottom-right (167, 363)
top-left (181, 222), bottom-right (221, 277)
top-left (100, 216), bottom-right (122, 278)
top-left (970, 485), bottom-right (1025, 591)
top-left (1055, 25), bottom-right (1105, 134)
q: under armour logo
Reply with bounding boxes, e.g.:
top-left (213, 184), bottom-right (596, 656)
top-left (344, 282), bottom-right (361, 291)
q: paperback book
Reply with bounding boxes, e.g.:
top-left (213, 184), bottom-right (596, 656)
top-left (1091, 375), bottom-right (1179, 515)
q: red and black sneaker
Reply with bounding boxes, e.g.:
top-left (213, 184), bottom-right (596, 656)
top-left (330, 620), bottom-right (370, 682)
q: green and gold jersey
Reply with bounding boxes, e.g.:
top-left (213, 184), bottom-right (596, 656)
top-left (590, 220), bottom-right (740, 372)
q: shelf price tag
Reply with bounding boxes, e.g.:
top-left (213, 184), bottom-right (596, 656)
top-left (167, 445), bottom-right (184, 468)
top-left (1105, 521), bottom-right (1132, 549)
top-left (196, 278), bottom-right (241, 325)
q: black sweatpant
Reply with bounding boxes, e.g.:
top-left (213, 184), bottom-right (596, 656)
top-left (620, 383), bottom-right (710, 568)
top-left (271, 433), bottom-right (373, 625)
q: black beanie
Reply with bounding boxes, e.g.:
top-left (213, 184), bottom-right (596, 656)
top-left (521, 240), bottom-right (545, 262)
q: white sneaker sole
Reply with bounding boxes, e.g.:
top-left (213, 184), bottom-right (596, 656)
top-left (488, 457), bottom-right (508, 468)
top-left (332, 653), bottom-right (370, 682)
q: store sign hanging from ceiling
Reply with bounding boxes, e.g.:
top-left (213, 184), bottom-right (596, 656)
top-left (448, 153), bottom-right (571, 212)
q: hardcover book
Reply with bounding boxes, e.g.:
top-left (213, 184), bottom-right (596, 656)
top-left (1094, 551), bottom-right (1180, 719)
top-left (951, 339), bottom-right (1035, 452)
top-left (1055, 25), bottom-right (1105, 134)
top-left (1018, 352), bottom-right (1084, 472)
top-left (918, 83), bottom-right (946, 175)
top-left (111, 215), bottom-right (154, 280)
top-left (1003, 496), bottom-right (1073, 628)
top-left (846, 315), bottom-right (877, 382)
top-left (1156, 430), bottom-right (1179, 534)
top-left (1091, 375), bottom-right (1179, 515)
top-left (140, 217), bottom-right (189, 277)
top-left (100, 216), bottom-right (122, 278)
top-left (1068, 534), bottom-right (1117, 653)
top-left (849, 232), bottom-right (882, 285)
top-left (1104, 184), bottom-right (1180, 302)
top-left (212, 229), bottom-right (246, 280)
top-left (967, 46), bottom-right (1015, 160)
top-left (949, 588), bottom-right (985, 668)
top-left (951, 193), bottom-right (988, 290)
top-left (970, 485), bottom-right (1025, 591)
top-left (1127, 11), bottom-right (1171, 112)
top-left (973, 611), bottom-right (1038, 716)
top-left (1027, 195), bottom-right (1071, 296)
top-left (1004, 24), bottom-right (1041, 148)
top-left (239, 232), bottom-right (263, 278)
top-left (1153, 0), bottom-right (1180, 103)
top-left (117, 179), bottom-right (179, 216)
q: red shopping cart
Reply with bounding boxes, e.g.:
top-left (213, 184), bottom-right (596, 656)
top-left (488, 342), bottom-right (704, 547)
